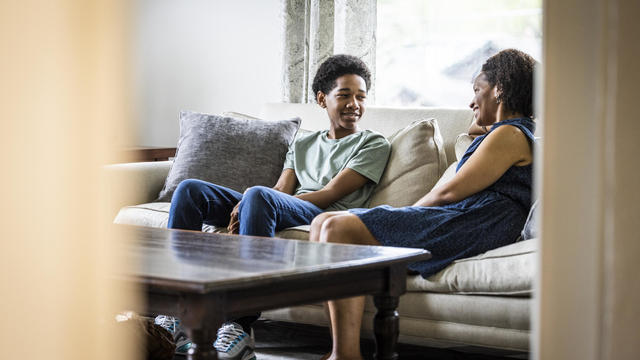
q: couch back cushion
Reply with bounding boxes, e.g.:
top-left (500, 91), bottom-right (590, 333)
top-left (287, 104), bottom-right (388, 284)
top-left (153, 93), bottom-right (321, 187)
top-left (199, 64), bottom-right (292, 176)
top-left (156, 111), bottom-right (300, 202)
top-left (260, 103), bottom-right (473, 167)
top-left (368, 119), bottom-right (447, 207)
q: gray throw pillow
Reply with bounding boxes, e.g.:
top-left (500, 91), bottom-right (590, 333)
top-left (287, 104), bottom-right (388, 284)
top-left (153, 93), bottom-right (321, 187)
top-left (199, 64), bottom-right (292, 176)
top-left (156, 111), bottom-right (301, 202)
top-left (521, 199), bottom-right (539, 240)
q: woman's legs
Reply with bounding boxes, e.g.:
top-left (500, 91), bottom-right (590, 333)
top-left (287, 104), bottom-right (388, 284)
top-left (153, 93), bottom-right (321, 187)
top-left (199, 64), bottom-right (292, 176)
top-left (310, 213), bottom-right (380, 360)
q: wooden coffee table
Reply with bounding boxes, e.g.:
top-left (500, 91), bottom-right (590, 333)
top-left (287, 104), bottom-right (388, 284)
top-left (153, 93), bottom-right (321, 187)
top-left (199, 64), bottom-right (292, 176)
top-left (118, 225), bottom-right (430, 360)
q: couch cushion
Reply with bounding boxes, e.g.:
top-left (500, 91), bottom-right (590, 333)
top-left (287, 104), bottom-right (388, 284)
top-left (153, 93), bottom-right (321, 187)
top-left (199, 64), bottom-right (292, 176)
top-left (368, 119), bottom-right (448, 208)
top-left (407, 238), bottom-right (536, 295)
top-left (156, 111), bottom-right (300, 202)
top-left (221, 111), bottom-right (260, 120)
top-left (114, 203), bottom-right (313, 239)
top-left (431, 161), bottom-right (457, 189)
top-left (521, 199), bottom-right (539, 241)
top-left (266, 220), bottom-right (535, 296)
top-left (455, 133), bottom-right (474, 161)
top-left (114, 202), bottom-right (171, 228)
top-left (427, 133), bottom-right (471, 191)
top-left (276, 225), bottom-right (312, 240)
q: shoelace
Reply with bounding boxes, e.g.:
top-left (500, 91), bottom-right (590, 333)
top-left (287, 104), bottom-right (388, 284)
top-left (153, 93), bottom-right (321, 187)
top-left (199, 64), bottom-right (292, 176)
top-left (214, 324), bottom-right (246, 352)
top-left (155, 316), bottom-right (176, 333)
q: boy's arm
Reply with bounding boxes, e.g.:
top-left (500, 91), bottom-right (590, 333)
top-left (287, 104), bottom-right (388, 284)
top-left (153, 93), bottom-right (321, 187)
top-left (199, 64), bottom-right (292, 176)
top-left (272, 168), bottom-right (298, 195)
top-left (295, 168), bottom-right (369, 209)
top-left (295, 133), bottom-right (389, 209)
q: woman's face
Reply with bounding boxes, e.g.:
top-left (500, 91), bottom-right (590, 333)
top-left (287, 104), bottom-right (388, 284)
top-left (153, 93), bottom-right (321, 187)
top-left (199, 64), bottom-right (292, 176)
top-left (469, 73), bottom-right (499, 126)
top-left (317, 74), bottom-right (367, 135)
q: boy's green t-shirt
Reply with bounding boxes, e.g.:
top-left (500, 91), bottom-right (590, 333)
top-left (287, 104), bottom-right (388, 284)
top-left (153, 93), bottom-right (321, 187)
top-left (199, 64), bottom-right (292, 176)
top-left (283, 129), bottom-right (391, 211)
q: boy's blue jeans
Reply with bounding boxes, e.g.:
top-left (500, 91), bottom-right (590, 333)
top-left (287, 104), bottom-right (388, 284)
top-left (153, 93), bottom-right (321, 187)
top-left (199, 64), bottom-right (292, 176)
top-left (168, 179), bottom-right (324, 238)
top-left (167, 179), bottom-right (325, 332)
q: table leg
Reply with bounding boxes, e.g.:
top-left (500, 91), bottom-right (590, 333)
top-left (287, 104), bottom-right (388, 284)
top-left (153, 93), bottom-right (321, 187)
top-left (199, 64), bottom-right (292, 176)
top-left (180, 295), bottom-right (224, 360)
top-left (373, 295), bottom-right (400, 360)
top-left (187, 328), bottom-right (218, 360)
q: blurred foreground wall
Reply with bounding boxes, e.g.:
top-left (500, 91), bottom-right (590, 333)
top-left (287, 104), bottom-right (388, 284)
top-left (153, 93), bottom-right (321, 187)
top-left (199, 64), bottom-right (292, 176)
top-left (0, 1), bottom-right (139, 359)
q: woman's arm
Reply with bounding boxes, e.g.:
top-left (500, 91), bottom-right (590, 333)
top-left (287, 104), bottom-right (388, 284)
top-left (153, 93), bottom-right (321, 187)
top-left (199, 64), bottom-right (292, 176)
top-left (413, 125), bottom-right (532, 207)
top-left (296, 168), bottom-right (369, 209)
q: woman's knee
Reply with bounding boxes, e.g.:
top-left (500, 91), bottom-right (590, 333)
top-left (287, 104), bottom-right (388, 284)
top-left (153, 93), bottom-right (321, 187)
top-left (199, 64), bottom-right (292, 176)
top-left (319, 215), bottom-right (360, 244)
top-left (311, 212), bottom-right (331, 229)
top-left (310, 213), bottom-right (335, 241)
top-left (319, 214), bottom-right (377, 245)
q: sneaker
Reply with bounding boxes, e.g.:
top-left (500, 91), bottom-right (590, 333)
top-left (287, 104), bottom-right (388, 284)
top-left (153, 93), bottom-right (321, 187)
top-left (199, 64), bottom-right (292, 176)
top-left (154, 315), bottom-right (193, 355)
top-left (213, 322), bottom-right (256, 360)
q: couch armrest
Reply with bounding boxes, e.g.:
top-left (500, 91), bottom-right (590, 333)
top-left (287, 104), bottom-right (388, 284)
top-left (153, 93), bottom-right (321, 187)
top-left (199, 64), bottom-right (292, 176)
top-left (104, 161), bottom-right (171, 210)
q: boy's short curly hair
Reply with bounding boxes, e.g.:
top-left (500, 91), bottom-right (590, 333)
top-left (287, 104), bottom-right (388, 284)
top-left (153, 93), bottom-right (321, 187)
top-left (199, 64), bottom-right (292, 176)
top-left (311, 54), bottom-right (371, 102)
top-left (481, 49), bottom-right (537, 118)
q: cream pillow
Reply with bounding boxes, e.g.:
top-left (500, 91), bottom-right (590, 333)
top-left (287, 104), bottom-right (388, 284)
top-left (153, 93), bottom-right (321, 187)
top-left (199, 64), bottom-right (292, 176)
top-left (368, 119), bottom-right (447, 208)
top-left (431, 161), bottom-right (458, 189)
top-left (430, 133), bottom-right (474, 190)
top-left (221, 111), bottom-right (260, 120)
top-left (455, 133), bottom-right (474, 161)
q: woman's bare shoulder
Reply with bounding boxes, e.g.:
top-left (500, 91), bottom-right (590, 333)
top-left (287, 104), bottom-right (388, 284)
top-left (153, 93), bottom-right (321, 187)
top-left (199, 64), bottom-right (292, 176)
top-left (484, 124), bottom-right (532, 164)
top-left (487, 124), bottom-right (529, 144)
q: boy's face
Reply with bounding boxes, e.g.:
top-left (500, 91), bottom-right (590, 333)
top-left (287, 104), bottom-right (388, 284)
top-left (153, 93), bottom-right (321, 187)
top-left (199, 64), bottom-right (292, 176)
top-left (317, 74), bottom-right (367, 135)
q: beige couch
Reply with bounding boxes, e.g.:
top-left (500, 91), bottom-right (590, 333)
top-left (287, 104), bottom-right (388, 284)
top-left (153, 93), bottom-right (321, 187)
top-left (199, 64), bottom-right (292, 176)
top-left (111, 103), bottom-right (535, 354)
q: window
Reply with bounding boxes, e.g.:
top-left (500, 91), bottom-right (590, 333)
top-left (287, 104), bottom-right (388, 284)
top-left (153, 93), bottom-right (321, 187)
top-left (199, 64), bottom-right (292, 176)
top-left (376, 0), bottom-right (542, 108)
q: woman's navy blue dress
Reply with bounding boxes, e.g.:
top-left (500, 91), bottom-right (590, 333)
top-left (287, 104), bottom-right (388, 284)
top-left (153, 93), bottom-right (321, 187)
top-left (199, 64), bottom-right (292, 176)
top-left (349, 118), bottom-right (536, 278)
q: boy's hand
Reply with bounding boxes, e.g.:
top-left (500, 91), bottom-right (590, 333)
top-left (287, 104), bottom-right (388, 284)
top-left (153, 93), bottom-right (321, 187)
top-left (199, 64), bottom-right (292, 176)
top-left (227, 202), bottom-right (241, 234)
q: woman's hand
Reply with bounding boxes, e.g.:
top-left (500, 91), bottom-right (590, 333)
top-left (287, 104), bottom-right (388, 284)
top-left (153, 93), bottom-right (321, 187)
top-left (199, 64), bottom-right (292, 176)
top-left (468, 120), bottom-right (492, 137)
top-left (227, 202), bottom-right (241, 234)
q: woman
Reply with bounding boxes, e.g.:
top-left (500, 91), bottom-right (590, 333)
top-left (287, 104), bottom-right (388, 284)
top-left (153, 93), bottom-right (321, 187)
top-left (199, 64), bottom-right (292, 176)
top-left (310, 49), bottom-right (537, 360)
top-left (161, 54), bottom-right (391, 359)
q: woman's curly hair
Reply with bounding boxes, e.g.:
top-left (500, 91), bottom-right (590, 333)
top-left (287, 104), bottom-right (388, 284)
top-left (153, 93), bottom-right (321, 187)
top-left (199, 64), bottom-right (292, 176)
top-left (481, 49), bottom-right (537, 118)
top-left (312, 54), bottom-right (371, 102)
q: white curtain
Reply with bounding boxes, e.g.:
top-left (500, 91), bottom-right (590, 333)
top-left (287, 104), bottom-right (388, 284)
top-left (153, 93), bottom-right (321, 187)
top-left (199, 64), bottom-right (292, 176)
top-left (282, 0), bottom-right (377, 103)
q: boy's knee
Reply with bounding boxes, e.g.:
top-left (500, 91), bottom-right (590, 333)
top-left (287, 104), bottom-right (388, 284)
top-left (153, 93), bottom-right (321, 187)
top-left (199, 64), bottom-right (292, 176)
top-left (240, 186), bottom-right (281, 216)
top-left (172, 179), bottom-right (204, 201)
top-left (242, 186), bottom-right (273, 204)
top-left (175, 179), bottom-right (197, 192)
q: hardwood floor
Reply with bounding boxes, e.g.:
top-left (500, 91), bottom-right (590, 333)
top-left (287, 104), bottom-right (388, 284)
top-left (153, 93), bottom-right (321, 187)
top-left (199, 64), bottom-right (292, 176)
top-left (173, 320), bottom-right (528, 360)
